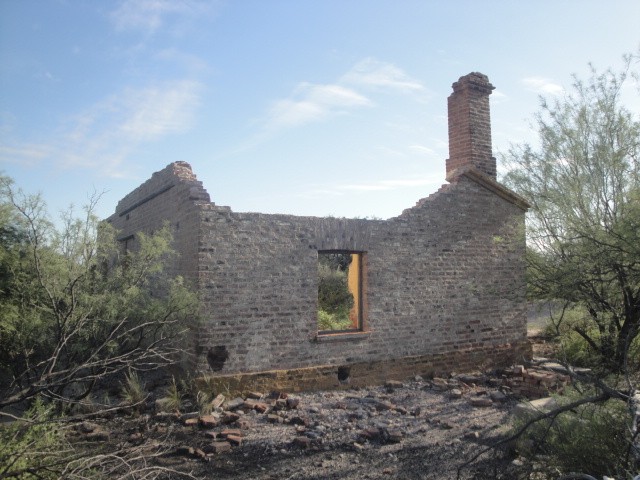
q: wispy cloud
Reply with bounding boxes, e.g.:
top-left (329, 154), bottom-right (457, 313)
top-left (522, 77), bottom-right (564, 96)
top-left (298, 175), bottom-right (439, 198)
top-left (118, 80), bottom-right (201, 140)
top-left (110, 0), bottom-right (212, 34)
top-left (1, 80), bottom-right (202, 177)
top-left (491, 89), bottom-right (508, 104)
top-left (263, 83), bottom-right (371, 131)
top-left (0, 144), bottom-right (53, 167)
top-left (341, 58), bottom-right (424, 93)
top-left (408, 144), bottom-right (435, 155)
top-left (259, 58), bottom-right (425, 135)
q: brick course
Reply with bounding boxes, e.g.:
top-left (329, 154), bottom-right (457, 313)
top-left (107, 72), bottom-right (531, 392)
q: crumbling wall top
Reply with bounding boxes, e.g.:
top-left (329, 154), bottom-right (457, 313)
top-left (451, 72), bottom-right (495, 95)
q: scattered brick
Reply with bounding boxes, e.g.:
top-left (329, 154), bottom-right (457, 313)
top-left (210, 394), bottom-right (225, 410)
top-left (199, 414), bottom-right (219, 428)
top-left (469, 397), bottom-right (493, 407)
top-left (293, 436), bottom-right (311, 448)
top-left (210, 442), bottom-right (232, 454)
top-left (220, 428), bottom-right (242, 438)
top-left (225, 397), bottom-right (245, 411)
top-left (286, 397), bottom-right (300, 409)
top-left (222, 412), bottom-right (241, 424)
top-left (385, 380), bottom-right (403, 390)
top-left (267, 414), bottom-right (283, 424)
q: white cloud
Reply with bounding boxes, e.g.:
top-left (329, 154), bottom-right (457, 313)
top-left (339, 183), bottom-right (390, 192)
top-left (491, 89), bottom-right (508, 104)
top-left (408, 144), bottom-right (435, 155)
top-left (299, 175), bottom-right (439, 198)
top-left (522, 77), bottom-right (564, 96)
top-left (264, 83), bottom-right (371, 131)
top-left (341, 58), bottom-right (425, 93)
top-left (0, 144), bottom-right (53, 167)
top-left (110, 0), bottom-right (210, 33)
top-left (119, 80), bottom-right (201, 140)
top-left (259, 58), bottom-right (425, 135)
top-left (1, 80), bottom-right (202, 177)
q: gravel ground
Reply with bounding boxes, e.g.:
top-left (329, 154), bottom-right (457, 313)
top-left (94, 375), bottom-right (528, 479)
top-left (190, 385), bottom-right (520, 479)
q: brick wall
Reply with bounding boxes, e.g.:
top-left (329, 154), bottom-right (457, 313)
top-left (107, 72), bottom-right (531, 391)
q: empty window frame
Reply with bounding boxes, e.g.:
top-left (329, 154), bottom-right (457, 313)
top-left (317, 250), bottom-right (364, 333)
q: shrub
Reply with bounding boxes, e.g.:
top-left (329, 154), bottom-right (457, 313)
top-left (0, 398), bottom-right (66, 480)
top-left (513, 389), bottom-right (634, 478)
top-left (544, 304), bottom-right (640, 373)
top-left (317, 263), bottom-right (354, 318)
top-left (318, 308), bottom-right (352, 331)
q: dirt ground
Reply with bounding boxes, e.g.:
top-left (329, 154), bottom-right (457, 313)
top-left (75, 333), bottom-right (557, 479)
top-left (181, 382), bottom-right (523, 480)
top-left (79, 371), bottom-right (540, 480)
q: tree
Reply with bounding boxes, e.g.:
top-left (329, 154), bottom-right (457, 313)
top-left (0, 175), bottom-right (199, 478)
top-left (503, 55), bottom-right (640, 373)
top-left (499, 53), bottom-right (640, 477)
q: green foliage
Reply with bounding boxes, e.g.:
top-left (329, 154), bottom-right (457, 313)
top-left (0, 398), bottom-right (66, 480)
top-left (0, 175), bottom-right (199, 412)
top-left (317, 259), bottom-right (354, 330)
top-left (546, 308), bottom-right (640, 372)
top-left (513, 390), bottom-right (633, 478)
top-left (317, 308), bottom-right (352, 331)
top-left (503, 54), bottom-right (640, 372)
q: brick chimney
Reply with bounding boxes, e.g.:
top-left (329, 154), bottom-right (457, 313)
top-left (446, 72), bottom-right (496, 180)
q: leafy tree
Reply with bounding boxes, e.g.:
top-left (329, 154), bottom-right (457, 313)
top-left (503, 55), bottom-right (640, 373)
top-left (0, 175), bottom-right (199, 478)
top-left (498, 53), bottom-right (640, 477)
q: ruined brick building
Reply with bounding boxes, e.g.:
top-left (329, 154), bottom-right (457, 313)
top-left (108, 72), bottom-right (531, 392)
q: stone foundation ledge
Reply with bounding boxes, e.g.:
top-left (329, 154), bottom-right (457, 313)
top-left (196, 341), bottom-right (532, 397)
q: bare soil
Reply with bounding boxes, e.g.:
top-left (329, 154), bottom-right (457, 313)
top-left (79, 333), bottom-right (556, 479)
top-left (82, 374), bottom-right (535, 480)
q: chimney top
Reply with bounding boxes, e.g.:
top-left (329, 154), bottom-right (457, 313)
top-left (446, 72), bottom-right (496, 180)
top-left (451, 72), bottom-right (495, 95)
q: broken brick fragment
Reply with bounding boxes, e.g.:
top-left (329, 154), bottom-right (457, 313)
top-left (210, 442), bottom-right (232, 454)
top-left (220, 428), bottom-right (242, 438)
top-left (199, 414), bottom-right (219, 428)
top-left (222, 411), bottom-right (241, 424)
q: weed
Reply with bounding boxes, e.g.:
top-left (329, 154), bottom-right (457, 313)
top-left (156, 376), bottom-right (182, 413)
top-left (512, 388), bottom-right (634, 478)
top-left (121, 370), bottom-right (147, 410)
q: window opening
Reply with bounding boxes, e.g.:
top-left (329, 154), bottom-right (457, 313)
top-left (317, 251), bottom-right (363, 333)
top-left (119, 234), bottom-right (134, 255)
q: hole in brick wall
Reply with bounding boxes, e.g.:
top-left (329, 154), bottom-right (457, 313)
top-left (317, 251), bottom-right (364, 334)
top-left (337, 366), bottom-right (351, 382)
top-left (207, 346), bottom-right (229, 372)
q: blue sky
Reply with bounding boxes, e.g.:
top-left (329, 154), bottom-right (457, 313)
top-left (1, 1), bottom-right (639, 221)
